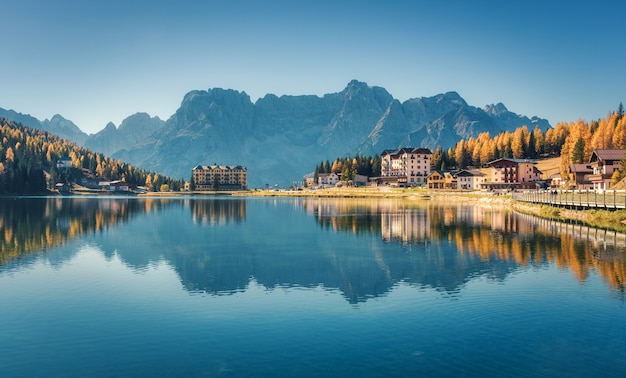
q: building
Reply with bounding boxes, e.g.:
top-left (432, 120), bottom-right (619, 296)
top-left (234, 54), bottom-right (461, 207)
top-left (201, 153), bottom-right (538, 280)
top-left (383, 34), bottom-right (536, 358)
top-left (568, 164), bottom-right (593, 190)
top-left (193, 164), bottom-right (247, 190)
top-left (380, 147), bottom-right (432, 186)
top-left (426, 170), bottom-right (445, 189)
top-left (456, 170), bottom-right (487, 190)
top-left (588, 149), bottom-right (626, 191)
top-left (485, 158), bottom-right (542, 190)
top-left (56, 156), bottom-right (72, 169)
top-left (318, 172), bottom-right (340, 187)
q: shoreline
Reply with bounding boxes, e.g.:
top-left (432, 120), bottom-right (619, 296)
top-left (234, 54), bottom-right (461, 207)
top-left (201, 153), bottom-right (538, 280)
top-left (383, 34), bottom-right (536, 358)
top-left (22, 186), bottom-right (626, 234)
top-left (241, 187), bottom-right (626, 233)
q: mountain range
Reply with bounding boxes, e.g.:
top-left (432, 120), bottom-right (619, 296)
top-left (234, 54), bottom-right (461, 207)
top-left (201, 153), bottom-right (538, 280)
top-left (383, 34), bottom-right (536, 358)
top-left (1, 80), bottom-right (550, 188)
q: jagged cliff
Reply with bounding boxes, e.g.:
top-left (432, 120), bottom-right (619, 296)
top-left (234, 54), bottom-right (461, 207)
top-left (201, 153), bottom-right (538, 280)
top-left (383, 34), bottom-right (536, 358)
top-left (1, 80), bottom-right (551, 187)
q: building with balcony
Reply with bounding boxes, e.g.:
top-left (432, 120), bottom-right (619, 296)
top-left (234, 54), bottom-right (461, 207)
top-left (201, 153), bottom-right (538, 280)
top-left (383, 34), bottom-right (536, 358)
top-left (380, 147), bottom-right (432, 186)
top-left (192, 164), bottom-right (247, 190)
top-left (588, 149), bottom-right (626, 191)
top-left (568, 164), bottom-right (593, 189)
top-left (485, 158), bottom-right (542, 190)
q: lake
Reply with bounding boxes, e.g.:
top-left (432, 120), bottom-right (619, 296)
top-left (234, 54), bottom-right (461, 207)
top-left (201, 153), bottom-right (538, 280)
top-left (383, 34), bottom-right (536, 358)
top-left (1, 196), bottom-right (625, 377)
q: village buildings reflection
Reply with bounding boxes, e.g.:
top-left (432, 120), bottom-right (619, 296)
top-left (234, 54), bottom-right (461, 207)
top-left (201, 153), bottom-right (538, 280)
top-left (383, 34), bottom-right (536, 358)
top-left (310, 198), bottom-right (626, 293)
top-left (1, 197), bottom-right (624, 300)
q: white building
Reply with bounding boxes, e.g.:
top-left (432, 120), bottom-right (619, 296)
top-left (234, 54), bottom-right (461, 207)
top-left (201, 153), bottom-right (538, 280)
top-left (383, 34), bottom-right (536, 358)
top-left (318, 172), bottom-right (339, 187)
top-left (380, 147), bottom-right (432, 186)
top-left (456, 170), bottom-right (487, 190)
top-left (56, 156), bottom-right (72, 169)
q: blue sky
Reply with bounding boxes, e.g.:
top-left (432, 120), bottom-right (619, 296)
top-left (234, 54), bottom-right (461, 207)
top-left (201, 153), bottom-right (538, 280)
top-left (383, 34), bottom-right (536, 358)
top-left (1, 0), bottom-right (624, 134)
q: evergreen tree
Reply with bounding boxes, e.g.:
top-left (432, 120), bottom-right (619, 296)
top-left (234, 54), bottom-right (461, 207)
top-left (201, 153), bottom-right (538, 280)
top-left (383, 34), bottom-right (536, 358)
top-left (371, 154), bottom-right (381, 177)
top-left (571, 137), bottom-right (585, 164)
top-left (323, 160), bottom-right (331, 174)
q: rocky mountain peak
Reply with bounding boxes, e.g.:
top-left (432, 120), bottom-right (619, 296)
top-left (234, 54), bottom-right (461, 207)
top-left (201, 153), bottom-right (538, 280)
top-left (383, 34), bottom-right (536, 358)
top-left (1, 81), bottom-right (551, 188)
top-left (484, 103), bottom-right (509, 116)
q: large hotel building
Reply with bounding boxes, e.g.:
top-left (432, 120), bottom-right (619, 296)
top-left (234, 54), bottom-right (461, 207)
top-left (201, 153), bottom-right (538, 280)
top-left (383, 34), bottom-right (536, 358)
top-left (192, 164), bottom-right (247, 190)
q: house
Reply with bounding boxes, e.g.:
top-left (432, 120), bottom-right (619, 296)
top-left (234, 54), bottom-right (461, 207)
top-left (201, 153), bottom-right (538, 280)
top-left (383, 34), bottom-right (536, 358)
top-left (568, 164), bottom-right (593, 190)
top-left (427, 170), bottom-right (445, 189)
top-left (56, 156), bottom-right (72, 169)
top-left (427, 170), bottom-right (459, 190)
top-left (108, 180), bottom-right (130, 192)
top-left (304, 176), bottom-right (316, 188)
top-left (193, 164), bottom-right (247, 190)
top-left (588, 149), bottom-right (626, 191)
top-left (456, 170), bottom-right (486, 190)
top-left (485, 158), bottom-right (542, 190)
top-left (380, 147), bottom-right (432, 186)
top-left (549, 173), bottom-right (563, 189)
top-left (318, 172), bottom-right (339, 187)
top-left (353, 174), bottom-right (368, 187)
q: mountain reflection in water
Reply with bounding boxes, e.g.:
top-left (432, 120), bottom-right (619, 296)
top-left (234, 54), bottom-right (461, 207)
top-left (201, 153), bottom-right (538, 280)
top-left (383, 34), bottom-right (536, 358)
top-left (1, 197), bottom-right (624, 302)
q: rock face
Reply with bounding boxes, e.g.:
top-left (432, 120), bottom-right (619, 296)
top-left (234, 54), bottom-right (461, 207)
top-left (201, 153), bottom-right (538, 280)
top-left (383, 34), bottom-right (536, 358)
top-left (112, 80), bottom-right (550, 187)
top-left (84, 113), bottom-right (164, 157)
top-left (1, 80), bottom-right (551, 187)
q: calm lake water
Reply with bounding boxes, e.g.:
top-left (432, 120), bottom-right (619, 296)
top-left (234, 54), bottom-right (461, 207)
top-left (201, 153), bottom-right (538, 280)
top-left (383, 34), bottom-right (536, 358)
top-left (1, 196), bottom-right (625, 377)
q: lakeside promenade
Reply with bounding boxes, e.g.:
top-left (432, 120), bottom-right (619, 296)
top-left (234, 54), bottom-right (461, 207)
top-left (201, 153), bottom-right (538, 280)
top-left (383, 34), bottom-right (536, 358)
top-left (514, 190), bottom-right (626, 210)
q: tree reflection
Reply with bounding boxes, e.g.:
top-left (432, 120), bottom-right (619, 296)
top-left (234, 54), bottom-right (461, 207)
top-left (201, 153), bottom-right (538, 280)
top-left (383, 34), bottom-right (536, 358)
top-left (312, 199), bottom-right (626, 293)
top-left (2, 197), bottom-right (624, 303)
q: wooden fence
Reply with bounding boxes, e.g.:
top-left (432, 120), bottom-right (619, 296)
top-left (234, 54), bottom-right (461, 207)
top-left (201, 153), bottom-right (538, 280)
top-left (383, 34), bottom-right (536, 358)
top-left (513, 190), bottom-right (626, 210)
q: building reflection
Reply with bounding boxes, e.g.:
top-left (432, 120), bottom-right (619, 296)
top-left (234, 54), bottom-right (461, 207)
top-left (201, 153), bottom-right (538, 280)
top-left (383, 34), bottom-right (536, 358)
top-left (2, 197), bottom-right (625, 302)
top-left (312, 199), bottom-right (626, 293)
top-left (190, 198), bottom-right (246, 225)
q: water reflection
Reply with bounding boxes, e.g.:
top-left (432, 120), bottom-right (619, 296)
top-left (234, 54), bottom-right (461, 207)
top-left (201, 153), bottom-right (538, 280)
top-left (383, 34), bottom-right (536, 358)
top-left (311, 198), bottom-right (626, 293)
top-left (1, 197), bottom-right (625, 302)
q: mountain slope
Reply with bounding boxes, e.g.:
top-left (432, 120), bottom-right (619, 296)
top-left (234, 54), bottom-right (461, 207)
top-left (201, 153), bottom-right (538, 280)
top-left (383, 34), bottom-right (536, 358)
top-left (111, 81), bottom-right (550, 187)
top-left (1, 81), bottom-right (551, 187)
top-left (84, 113), bottom-right (164, 156)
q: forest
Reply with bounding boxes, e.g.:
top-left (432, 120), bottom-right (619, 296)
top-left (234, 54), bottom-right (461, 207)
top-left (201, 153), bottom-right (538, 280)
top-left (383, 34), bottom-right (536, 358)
top-left (438, 103), bottom-right (626, 182)
top-left (0, 118), bottom-right (185, 194)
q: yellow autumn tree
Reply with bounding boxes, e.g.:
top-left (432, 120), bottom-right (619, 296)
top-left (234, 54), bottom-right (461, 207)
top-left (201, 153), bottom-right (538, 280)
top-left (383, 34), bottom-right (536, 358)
top-left (611, 113), bottom-right (626, 149)
top-left (532, 125), bottom-right (545, 156)
top-left (479, 139), bottom-right (495, 164)
top-left (592, 117), bottom-right (615, 149)
top-left (5, 147), bottom-right (14, 163)
top-left (511, 126), bottom-right (529, 158)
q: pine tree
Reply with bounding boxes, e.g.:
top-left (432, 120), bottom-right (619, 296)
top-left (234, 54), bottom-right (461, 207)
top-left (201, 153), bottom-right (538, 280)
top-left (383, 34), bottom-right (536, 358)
top-left (571, 137), bottom-right (585, 164)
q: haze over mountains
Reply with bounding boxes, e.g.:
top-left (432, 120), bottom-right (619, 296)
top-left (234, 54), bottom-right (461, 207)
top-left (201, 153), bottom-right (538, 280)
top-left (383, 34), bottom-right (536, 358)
top-left (1, 80), bottom-right (550, 187)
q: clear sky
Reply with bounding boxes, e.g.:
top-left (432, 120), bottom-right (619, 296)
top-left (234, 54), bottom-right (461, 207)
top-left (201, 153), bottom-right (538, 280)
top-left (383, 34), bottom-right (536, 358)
top-left (2, 0), bottom-right (624, 134)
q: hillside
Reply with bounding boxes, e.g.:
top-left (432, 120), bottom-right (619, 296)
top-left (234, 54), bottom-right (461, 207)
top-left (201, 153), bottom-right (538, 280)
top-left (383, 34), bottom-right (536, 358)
top-left (0, 118), bottom-right (183, 195)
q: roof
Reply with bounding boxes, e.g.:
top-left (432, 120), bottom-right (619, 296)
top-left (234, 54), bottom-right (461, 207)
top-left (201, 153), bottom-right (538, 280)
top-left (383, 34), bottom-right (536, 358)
top-left (456, 169), bottom-right (485, 177)
top-left (427, 169), bottom-right (445, 178)
top-left (589, 149), bottom-right (626, 163)
top-left (381, 147), bottom-right (432, 156)
top-left (193, 164), bottom-right (247, 171)
top-left (569, 164), bottom-right (592, 173)
top-left (488, 158), bottom-right (537, 166)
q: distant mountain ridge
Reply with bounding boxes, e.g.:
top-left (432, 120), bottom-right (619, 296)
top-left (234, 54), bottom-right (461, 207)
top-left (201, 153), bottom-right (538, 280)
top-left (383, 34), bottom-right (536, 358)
top-left (1, 80), bottom-right (551, 187)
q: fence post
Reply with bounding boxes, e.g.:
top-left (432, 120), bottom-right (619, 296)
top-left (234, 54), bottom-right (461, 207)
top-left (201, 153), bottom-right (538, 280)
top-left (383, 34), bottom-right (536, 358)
top-left (614, 190), bottom-right (617, 209)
